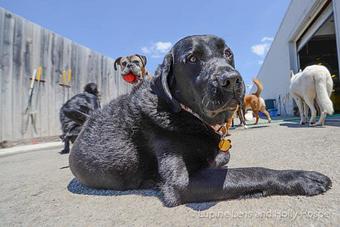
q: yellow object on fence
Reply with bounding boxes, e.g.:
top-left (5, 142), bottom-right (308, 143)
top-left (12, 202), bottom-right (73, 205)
top-left (60, 69), bottom-right (72, 87)
top-left (36, 66), bottom-right (42, 81)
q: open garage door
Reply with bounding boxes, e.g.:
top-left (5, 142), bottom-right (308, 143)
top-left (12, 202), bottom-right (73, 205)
top-left (298, 13), bottom-right (340, 113)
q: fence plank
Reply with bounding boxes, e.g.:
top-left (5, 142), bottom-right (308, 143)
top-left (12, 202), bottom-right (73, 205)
top-left (0, 8), bottom-right (129, 142)
top-left (0, 8), bottom-right (6, 141)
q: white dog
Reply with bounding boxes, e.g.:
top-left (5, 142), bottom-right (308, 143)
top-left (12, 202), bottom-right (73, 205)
top-left (289, 65), bottom-right (333, 126)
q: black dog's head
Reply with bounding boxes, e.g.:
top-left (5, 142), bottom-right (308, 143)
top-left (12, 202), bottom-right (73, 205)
top-left (153, 35), bottom-right (245, 125)
top-left (84, 83), bottom-right (99, 96)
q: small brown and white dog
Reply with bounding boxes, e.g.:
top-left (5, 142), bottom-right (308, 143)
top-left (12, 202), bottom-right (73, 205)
top-left (243, 79), bottom-right (271, 125)
top-left (114, 54), bottom-right (152, 85)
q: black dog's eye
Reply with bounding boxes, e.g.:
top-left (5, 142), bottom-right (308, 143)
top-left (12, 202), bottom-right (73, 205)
top-left (224, 48), bottom-right (235, 67)
top-left (225, 50), bottom-right (232, 60)
top-left (122, 61), bottom-right (127, 67)
top-left (188, 55), bottom-right (197, 63)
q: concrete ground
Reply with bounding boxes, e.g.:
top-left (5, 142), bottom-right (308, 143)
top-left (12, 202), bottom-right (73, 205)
top-left (0, 117), bottom-right (340, 226)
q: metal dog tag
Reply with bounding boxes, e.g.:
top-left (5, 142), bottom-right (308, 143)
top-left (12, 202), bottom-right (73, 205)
top-left (218, 138), bottom-right (232, 152)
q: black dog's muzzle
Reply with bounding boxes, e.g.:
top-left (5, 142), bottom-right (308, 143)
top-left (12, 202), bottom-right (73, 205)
top-left (205, 68), bottom-right (243, 112)
top-left (218, 71), bottom-right (243, 91)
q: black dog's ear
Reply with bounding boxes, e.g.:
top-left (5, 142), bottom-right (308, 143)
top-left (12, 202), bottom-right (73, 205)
top-left (114, 57), bottom-right (122, 71)
top-left (152, 52), bottom-right (181, 112)
top-left (135, 54), bottom-right (147, 67)
top-left (225, 47), bottom-right (235, 68)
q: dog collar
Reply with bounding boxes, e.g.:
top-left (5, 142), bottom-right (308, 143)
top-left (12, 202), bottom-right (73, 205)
top-left (180, 104), bottom-right (232, 152)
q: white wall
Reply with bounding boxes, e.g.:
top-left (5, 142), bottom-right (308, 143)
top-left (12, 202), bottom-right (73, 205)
top-left (255, 0), bottom-right (328, 115)
top-left (333, 0), bottom-right (340, 71)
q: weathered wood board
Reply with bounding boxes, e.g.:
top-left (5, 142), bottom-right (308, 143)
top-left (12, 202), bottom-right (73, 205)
top-left (0, 8), bottom-right (130, 142)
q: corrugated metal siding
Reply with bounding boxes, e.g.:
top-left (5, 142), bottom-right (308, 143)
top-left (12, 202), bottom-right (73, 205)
top-left (0, 8), bottom-right (130, 141)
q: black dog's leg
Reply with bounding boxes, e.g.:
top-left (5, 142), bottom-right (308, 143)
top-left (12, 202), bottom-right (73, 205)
top-left (211, 151), bottom-right (230, 168)
top-left (179, 167), bottom-right (331, 205)
top-left (63, 106), bottom-right (88, 125)
top-left (157, 154), bottom-right (189, 207)
top-left (60, 137), bottom-right (70, 154)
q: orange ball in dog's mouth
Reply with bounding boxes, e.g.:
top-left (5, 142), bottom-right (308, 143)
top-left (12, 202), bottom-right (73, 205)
top-left (123, 73), bottom-right (138, 84)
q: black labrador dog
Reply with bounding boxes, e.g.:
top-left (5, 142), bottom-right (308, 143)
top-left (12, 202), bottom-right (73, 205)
top-left (69, 35), bottom-right (331, 207)
top-left (59, 83), bottom-right (101, 154)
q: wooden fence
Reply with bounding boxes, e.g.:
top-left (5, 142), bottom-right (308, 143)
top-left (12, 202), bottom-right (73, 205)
top-left (0, 8), bottom-right (130, 142)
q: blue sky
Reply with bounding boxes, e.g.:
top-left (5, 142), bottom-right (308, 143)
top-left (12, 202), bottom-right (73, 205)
top-left (0, 0), bottom-right (290, 89)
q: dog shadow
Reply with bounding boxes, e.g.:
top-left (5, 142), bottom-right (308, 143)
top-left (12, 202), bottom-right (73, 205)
top-left (67, 178), bottom-right (217, 210)
top-left (68, 178), bottom-right (160, 197)
top-left (279, 122), bottom-right (307, 128)
top-left (280, 119), bottom-right (340, 128)
top-left (231, 124), bottom-right (269, 131)
top-left (245, 125), bottom-right (269, 130)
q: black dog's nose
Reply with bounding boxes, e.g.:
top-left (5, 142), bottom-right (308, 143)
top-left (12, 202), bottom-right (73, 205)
top-left (219, 72), bottom-right (242, 89)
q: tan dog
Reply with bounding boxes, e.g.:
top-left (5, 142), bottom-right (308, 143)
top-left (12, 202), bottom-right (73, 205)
top-left (224, 105), bottom-right (248, 136)
top-left (243, 79), bottom-right (271, 124)
top-left (224, 107), bottom-right (238, 136)
top-left (114, 54), bottom-right (152, 84)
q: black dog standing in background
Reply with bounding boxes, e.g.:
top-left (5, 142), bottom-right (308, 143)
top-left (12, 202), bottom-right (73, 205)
top-left (59, 83), bottom-right (101, 154)
top-left (69, 35), bottom-right (331, 207)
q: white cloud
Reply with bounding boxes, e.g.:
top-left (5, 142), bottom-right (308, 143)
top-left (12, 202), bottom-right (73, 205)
top-left (141, 47), bottom-right (150, 54)
top-left (258, 60), bottom-right (264, 65)
top-left (141, 41), bottom-right (172, 58)
top-left (155, 42), bottom-right (172, 52)
top-left (251, 36), bottom-right (274, 57)
top-left (251, 43), bottom-right (271, 57)
top-left (261, 36), bottom-right (274, 42)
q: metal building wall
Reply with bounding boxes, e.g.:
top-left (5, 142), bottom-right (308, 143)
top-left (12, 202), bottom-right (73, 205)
top-left (254, 0), bottom-right (330, 116)
top-left (0, 8), bottom-right (130, 142)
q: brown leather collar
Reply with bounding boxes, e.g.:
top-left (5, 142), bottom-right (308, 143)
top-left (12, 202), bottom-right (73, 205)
top-left (180, 103), bottom-right (228, 136)
top-left (180, 103), bottom-right (232, 152)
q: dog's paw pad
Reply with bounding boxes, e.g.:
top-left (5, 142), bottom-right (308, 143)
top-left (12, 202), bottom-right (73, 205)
top-left (298, 171), bottom-right (332, 196)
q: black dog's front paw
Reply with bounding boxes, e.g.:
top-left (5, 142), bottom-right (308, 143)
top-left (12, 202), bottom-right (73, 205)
top-left (160, 184), bottom-right (182, 207)
top-left (295, 171), bottom-right (332, 196)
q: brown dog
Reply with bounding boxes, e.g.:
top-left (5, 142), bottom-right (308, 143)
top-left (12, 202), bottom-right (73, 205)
top-left (224, 105), bottom-right (248, 136)
top-left (224, 108), bottom-right (237, 136)
top-left (114, 54), bottom-right (152, 85)
top-left (243, 79), bottom-right (271, 124)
